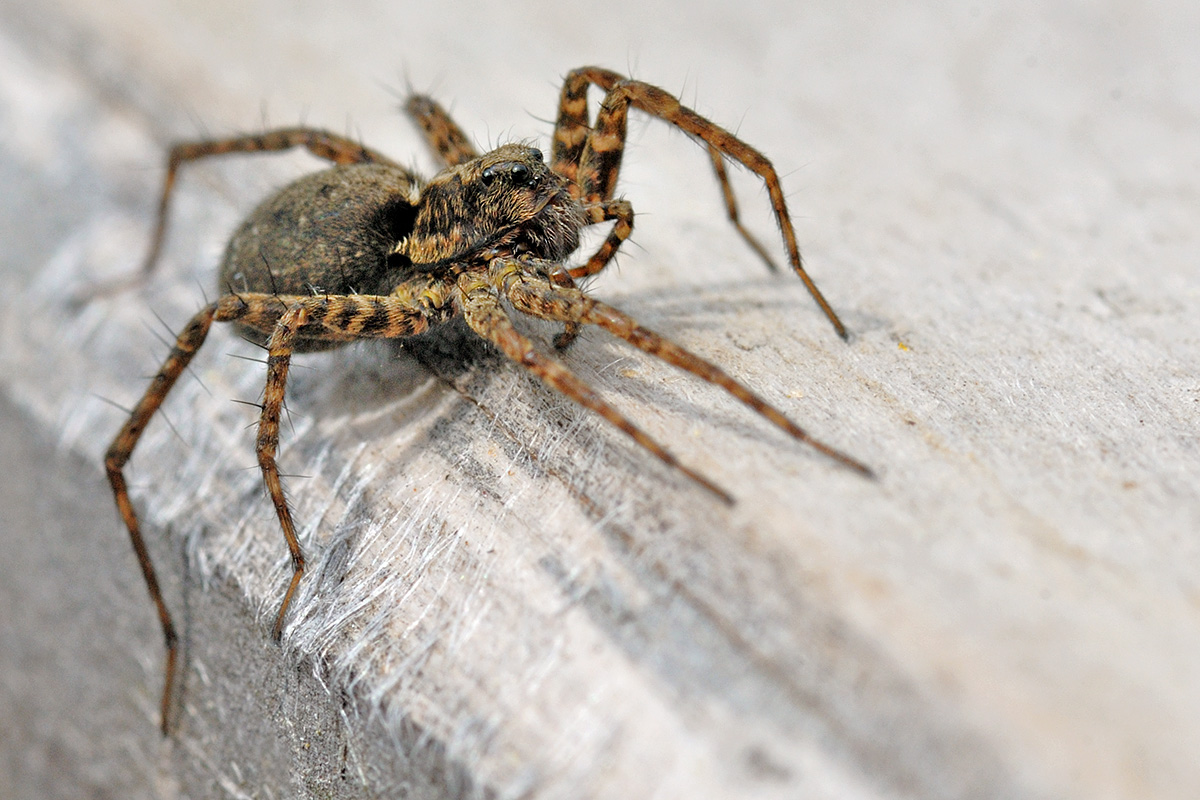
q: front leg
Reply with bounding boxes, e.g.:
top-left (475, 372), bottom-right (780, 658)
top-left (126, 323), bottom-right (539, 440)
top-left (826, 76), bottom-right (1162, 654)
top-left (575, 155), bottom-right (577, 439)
top-left (225, 291), bottom-right (438, 637)
top-left (552, 67), bottom-right (848, 339)
top-left (553, 198), bottom-right (634, 350)
top-left (568, 199), bottom-right (634, 281)
top-left (256, 305), bottom-right (310, 640)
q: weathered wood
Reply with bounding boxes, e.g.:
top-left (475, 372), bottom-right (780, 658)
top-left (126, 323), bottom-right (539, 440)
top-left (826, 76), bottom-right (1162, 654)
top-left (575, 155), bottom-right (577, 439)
top-left (3, 2), bottom-right (1199, 799)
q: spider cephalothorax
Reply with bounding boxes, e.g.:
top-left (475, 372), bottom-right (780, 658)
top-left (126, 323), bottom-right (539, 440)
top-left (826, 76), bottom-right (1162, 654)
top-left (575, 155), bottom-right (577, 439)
top-left (105, 67), bottom-right (871, 731)
top-left (402, 143), bottom-right (585, 266)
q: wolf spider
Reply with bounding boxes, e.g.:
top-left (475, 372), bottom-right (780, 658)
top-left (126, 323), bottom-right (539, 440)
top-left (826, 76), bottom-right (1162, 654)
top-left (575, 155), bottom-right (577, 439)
top-left (105, 67), bottom-right (871, 731)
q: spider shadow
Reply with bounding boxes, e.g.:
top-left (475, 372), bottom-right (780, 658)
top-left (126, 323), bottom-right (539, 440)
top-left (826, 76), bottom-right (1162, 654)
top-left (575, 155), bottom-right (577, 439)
top-left (320, 277), bottom-right (857, 478)
top-left (578, 277), bottom-right (859, 441)
top-left (406, 301), bottom-right (791, 456)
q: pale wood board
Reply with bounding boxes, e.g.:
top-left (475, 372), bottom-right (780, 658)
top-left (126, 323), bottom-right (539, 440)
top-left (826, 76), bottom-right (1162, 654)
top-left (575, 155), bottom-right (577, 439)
top-left (1, 2), bottom-right (1197, 799)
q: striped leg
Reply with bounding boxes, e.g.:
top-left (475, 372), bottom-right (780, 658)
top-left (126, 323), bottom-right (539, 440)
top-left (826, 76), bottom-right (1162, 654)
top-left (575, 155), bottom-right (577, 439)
top-left (568, 199), bottom-right (634, 281)
top-left (554, 198), bottom-right (634, 349)
top-left (232, 291), bottom-right (437, 636)
top-left (552, 67), bottom-right (847, 339)
top-left (135, 129), bottom-right (398, 284)
top-left (106, 306), bottom-right (217, 733)
top-left (550, 70), bottom-right (591, 188)
top-left (706, 144), bottom-right (779, 273)
top-left (106, 290), bottom-right (435, 730)
top-left (405, 95), bottom-right (479, 167)
top-left (254, 304), bottom-right (309, 642)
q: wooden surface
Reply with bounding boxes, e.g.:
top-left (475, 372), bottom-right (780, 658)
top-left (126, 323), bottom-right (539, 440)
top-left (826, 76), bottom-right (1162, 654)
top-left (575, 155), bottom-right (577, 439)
top-left (2, 2), bottom-right (1198, 799)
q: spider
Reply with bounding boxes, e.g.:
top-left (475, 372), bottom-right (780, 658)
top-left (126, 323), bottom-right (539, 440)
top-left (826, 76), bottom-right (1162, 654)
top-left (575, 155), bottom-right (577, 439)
top-left (105, 67), bottom-right (872, 731)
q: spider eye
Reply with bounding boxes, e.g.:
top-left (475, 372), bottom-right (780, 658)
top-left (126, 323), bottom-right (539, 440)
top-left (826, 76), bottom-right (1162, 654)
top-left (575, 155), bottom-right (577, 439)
top-left (528, 148), bottom-right (543, 163)
top-left (481, 160), bottom-right (537, 189)
top-left (509, 163), bottom-right (531, 185)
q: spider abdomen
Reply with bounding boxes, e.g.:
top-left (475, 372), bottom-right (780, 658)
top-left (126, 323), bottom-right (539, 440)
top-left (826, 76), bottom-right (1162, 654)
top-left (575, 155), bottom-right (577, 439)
top-left (220, 163), bottom-right (421, 349)
top-left (221, 163), bottom-right (421, 297)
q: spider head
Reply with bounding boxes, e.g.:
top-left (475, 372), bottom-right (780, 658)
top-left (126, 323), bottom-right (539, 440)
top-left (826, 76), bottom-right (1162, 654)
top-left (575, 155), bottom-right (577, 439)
top-left (405, 143), bottom-right (584, 266)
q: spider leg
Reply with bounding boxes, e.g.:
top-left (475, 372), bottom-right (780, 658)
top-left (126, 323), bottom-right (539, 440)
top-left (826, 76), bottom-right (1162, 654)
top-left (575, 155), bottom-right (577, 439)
top-left (556, 198), bottom-right (634, 348)
top-left (106, 305), bottom-right (217, 733)
top-left (550, 71), bottom-right (591, 187)
top-left (707, 144), bottom-right (780, 273)
top-left (405, 95), bottom-right (479, 167)
top-left (105, 129), bottom-right (398, 296)
top-left (553, 197), bottom-right (634, 350)
top-left (106, 291), bottom-right (436, 730)
top-left (550, 70), bottom-right (633, 279)
top-left (240, 291), bottom-right (437, 638)
top-left (254, 305), bottom-right (309, 642)
top-left (494, 259), bottom-right (873, 478)
top-left (567, 198), bottom-right (634, 281)
top-left (553, 67), bottom-right (847, 339)
top-left (455, 271), bottom-right (734, 504)
top-left (533, 263), bottom-right (588, 351)
top-left (553, 320), bottom-right (583, 351)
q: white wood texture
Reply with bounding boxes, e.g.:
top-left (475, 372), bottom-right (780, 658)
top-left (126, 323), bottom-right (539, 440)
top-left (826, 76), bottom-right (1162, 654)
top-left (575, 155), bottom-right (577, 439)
top-left (2, 2), bottom-right (1197, 798)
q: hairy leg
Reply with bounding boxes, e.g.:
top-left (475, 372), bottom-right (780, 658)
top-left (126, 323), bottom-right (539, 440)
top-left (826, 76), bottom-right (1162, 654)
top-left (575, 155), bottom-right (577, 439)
top-left (553, 198), bottom-right (634, 350)
top-left (567, 199), bottom-right (634, 282)
top-left (106, 305), bottom-right (216, 732)
top-left (706, 144), bottom-right (779, 273)
top-left (131, 129), bottom-right (398, 286)
top-left (552, 67), bottom-right (847, 338)
top-left (254, 306), bottom-right (308, 641)
top-left (106, 289), bottom-right (436, 729)
top-left (406, 95), bottom-right (479, 168)
top-left (230, 291), bottom-right (438, 636)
